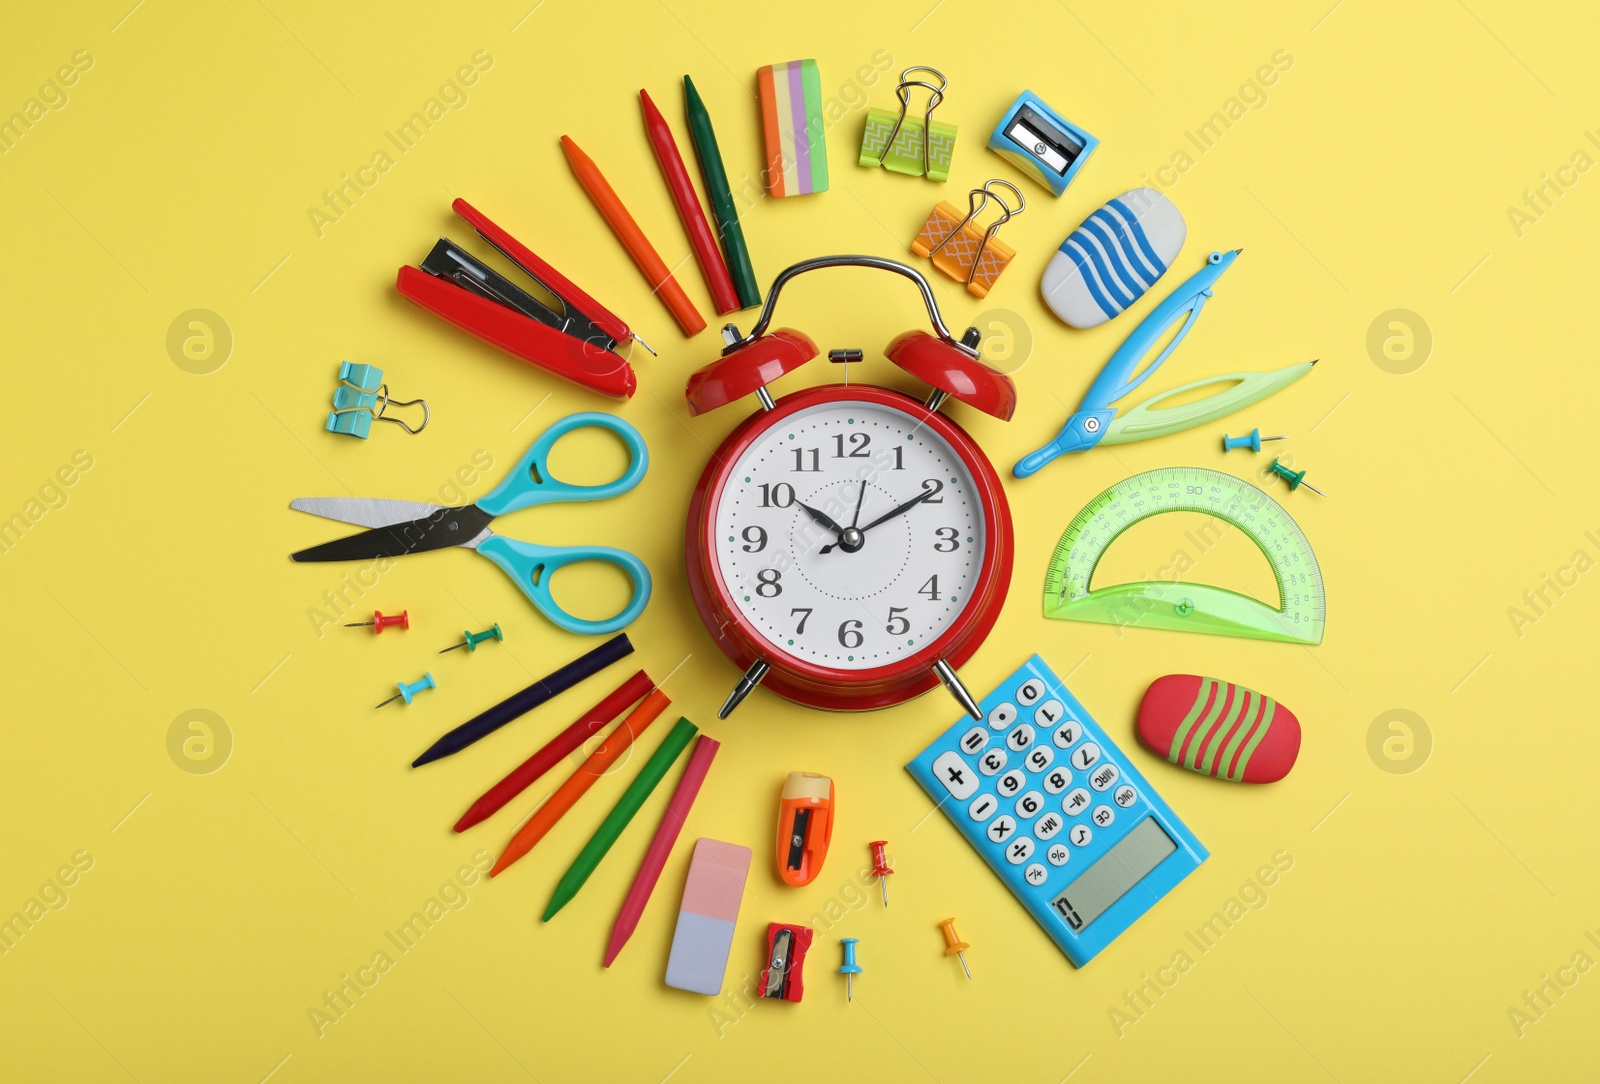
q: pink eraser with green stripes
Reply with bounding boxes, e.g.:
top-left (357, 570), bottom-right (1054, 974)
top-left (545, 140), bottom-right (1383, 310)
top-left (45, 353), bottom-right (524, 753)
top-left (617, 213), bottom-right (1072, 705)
top-left (757, 60), bottom-right (827, 197)
top-left (1137, 675), bottom-right (1299, 784)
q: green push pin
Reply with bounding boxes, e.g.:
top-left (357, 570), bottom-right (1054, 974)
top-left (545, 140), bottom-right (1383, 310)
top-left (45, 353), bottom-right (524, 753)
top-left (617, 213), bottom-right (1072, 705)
top-left (439, 623), bottom-right (504, 654)
top-left (1268, 457), bottom-right (1326, 497)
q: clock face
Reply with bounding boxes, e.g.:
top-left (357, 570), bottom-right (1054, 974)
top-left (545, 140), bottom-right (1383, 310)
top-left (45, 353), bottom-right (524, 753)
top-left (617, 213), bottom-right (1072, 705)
top-left (710, 398), bottom-right (988, 670)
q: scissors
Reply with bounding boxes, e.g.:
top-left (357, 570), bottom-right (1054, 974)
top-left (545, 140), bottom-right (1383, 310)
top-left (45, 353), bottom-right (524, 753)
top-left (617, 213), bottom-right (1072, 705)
top-left (290, 412), bottom-right (652, 635)
top-left (1014, 249), bottom-right (1316, 478)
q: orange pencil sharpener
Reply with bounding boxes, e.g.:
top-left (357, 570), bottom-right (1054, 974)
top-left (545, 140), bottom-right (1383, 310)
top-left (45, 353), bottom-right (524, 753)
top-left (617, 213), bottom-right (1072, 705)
top-left (776, 772), bottom-right (833, 887)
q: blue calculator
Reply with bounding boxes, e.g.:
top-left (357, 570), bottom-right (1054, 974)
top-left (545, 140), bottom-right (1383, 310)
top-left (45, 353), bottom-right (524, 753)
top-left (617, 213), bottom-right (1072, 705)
top-left (907, 656), bottom-right (1207, 966)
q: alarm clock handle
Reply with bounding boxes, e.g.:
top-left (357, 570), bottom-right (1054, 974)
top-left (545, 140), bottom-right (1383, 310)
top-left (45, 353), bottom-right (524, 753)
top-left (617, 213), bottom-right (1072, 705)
top-left (729, 255), bottom-right (973, 355)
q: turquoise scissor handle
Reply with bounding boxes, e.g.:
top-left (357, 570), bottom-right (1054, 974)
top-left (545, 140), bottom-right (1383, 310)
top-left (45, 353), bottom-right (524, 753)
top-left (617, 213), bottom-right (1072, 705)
top-left (475, 535), bottom-right (652, 635)
top-left (477, 412), bottom-right (649, 517)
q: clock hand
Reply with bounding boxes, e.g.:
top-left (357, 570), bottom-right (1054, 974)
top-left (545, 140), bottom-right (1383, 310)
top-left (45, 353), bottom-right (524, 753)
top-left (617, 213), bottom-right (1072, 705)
top-left (848, 481), bottom-right (867, 529)
top-left (855, 479), bottom-right (940, 534)
top-left (793, 500), bottom-right (846, 538)
top-left (818, 484), bottom-right (874, 555)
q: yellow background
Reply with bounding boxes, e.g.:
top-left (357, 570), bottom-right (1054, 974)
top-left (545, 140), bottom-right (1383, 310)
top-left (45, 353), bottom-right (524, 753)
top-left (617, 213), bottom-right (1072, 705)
top-left (4, 0), bottom-right (1597, 1080)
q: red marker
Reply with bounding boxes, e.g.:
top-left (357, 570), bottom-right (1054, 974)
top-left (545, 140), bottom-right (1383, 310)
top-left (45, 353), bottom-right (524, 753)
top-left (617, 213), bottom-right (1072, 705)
top-left (640, 89), bottom-right (740, 316)
top-left (453, 670), bottom-right (654, 832)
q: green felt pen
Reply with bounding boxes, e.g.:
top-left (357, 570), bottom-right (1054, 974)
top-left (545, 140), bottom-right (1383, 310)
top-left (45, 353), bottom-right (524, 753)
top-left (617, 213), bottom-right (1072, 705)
top-left (684, 76), bottom-right (761, 308)
top-left (541, 716), bottom-right (699, 921)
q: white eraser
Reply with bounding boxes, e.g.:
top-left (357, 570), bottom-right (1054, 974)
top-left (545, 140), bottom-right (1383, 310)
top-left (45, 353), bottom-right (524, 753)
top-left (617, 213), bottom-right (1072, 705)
top-left (1041, 188), bottom-right (1186, 328)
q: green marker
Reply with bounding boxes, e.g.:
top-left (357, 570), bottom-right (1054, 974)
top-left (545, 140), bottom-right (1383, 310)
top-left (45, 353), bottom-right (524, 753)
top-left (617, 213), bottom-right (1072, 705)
top-left (541, 716), bottom-right (699, 922)
top-left (684, 76), bottom-right (761, 308)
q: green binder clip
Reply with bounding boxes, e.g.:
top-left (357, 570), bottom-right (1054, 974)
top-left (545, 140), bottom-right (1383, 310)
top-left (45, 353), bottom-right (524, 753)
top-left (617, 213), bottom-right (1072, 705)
top-left (859, 67), bottom-right (956, 181)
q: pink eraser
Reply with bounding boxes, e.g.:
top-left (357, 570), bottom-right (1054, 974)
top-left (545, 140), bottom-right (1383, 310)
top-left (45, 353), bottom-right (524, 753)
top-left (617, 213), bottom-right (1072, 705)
top-left (665, 839), bottom-right (752, 995)
top-left (1137, 675), bottom-right (1300, 783)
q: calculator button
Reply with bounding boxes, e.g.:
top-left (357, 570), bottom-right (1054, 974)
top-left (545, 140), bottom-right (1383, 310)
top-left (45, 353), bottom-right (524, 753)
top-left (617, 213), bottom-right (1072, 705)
top-left (1062, 788), bottom-right (1091, 816)
top-left (987, 702), bottom-right (1017, 731)
top-left (1017, 679), bottom-right (1046, 705)
top-left (977, 748), bottom-right (1008, 776)
top-left (1005, 723), bottom-right (1036, 752)
top-left (986, 815), bottom-right (1017, 844)
top-left (1052, 721), bottom-right (1083, 749)
top-left (968, 793), bottom-right (999, 822)
top-left (1089, 762), bottom-right (1120, 791)
top-left (1069, 824), bottom-right (1093, 847)
top-left (1070, 742), bottom-right (1102, 771)
top-left (1005, 837), bottom-right (1036, 865)
top-left (1023, 862), bottom-right (1048, 886)
top-left (1046, 843), bottom-right (1070, 867)
top-left (1024, 746), bottom-right (1054, 774)
top-left (959, 726), bottom-right (989, 755)
top-left (1033, 699), bottom-right (1065, 727)
top-left (932, 752), bottom-right (977, 800)
top-left (1042, 768), bottom-right (1071, 794)
top-left (1113, 784), bottom-right (1138, 808)
top-left (1091, 805), bottom-right (1115, 828)
top-left (997, 769), bottom-right (1026, 797)
top-left (1015, 791), bottom-right (1045, 819)
top-left (1034, 813), bottom-right (1063, 840)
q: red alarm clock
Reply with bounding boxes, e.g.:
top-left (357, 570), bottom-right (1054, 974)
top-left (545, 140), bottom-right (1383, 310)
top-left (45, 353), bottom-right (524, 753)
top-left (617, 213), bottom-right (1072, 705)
top-left (684, 256), bottom-right (1016, 719)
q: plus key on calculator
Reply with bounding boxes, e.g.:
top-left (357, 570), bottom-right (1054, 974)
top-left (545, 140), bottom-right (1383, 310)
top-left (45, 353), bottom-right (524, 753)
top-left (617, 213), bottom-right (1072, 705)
top-left (907, 655), bottom-right (1207, 966)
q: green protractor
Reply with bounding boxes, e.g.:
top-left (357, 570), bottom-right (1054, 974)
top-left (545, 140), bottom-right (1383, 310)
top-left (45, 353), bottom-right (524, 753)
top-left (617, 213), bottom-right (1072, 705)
top-left (1043, 467), bottom-right (1325, 645)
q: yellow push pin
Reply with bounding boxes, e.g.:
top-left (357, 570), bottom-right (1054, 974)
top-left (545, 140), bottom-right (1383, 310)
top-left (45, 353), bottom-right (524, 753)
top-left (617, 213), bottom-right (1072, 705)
top-left (938, 917), bottom-right (972, 980)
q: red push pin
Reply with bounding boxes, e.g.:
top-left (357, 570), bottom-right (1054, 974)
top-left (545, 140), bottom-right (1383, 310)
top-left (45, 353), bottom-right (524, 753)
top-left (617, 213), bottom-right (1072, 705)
top-left (869, 840), bottom-right (893, 907)
top-left (345, 610), bottom-right (409, 633)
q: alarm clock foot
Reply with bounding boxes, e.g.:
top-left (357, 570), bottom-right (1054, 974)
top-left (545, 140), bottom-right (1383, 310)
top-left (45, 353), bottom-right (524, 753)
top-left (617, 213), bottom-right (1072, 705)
top-left (719, 660), bottom-right (771, 719)
top-left (933, 659), bottom-right (983, 720)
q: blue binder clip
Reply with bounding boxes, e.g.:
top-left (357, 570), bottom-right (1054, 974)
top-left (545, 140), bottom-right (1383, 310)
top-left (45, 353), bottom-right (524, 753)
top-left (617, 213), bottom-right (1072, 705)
top-left (324, 361), bottom-right (429, 439)
top-left (987, 91), bottom-right (1098, 196)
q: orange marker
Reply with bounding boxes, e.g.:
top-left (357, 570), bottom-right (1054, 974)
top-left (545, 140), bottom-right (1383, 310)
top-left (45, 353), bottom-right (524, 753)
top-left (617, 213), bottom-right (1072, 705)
top-left (560, 135), bottom-right (706, 337)
top-left (490, 688), bottom-right (670, 877)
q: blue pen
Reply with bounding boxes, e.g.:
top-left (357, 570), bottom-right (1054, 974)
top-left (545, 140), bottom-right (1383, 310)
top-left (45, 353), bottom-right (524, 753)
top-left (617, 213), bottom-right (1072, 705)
top-left (1014, 251), bottom-right (1314, 479)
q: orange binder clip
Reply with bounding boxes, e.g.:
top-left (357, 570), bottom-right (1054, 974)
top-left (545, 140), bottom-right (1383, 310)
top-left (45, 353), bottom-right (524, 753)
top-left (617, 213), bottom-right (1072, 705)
top-left (776, 772), bottom-right (833, 887)
top-left (910, 179), bottom-right (1025, 298)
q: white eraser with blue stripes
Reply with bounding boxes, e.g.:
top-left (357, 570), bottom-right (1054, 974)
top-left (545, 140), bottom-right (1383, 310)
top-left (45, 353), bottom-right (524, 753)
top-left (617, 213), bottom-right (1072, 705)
top-left (1041, 188), bottom-right (1186, 328)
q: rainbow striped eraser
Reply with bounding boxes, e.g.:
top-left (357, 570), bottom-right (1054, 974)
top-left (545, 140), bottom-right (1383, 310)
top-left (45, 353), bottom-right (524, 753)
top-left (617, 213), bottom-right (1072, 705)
top-left (1137, 675), bottom-right (1300, 783)
top-left (665, 838), bottom-right (752, 995)
top-left (757, 60), bottom-right (828, 197)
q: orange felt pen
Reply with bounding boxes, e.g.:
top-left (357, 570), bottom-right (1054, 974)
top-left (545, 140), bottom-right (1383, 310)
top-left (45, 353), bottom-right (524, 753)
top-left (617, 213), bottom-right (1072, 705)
top-left (560, 135), bottom-right (706, 337)
top-left (489, 688), bottom-right (670, 877)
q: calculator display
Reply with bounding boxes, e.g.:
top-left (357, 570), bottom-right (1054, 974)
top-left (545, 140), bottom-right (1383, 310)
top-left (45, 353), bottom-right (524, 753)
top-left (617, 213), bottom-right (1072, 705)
top-left (1049, 818), bottom-right (1176, 931)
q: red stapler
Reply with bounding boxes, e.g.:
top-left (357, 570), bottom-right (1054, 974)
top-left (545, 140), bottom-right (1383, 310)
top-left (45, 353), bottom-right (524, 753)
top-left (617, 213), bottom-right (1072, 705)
top-left (396, 198), bottom-right (648, 399)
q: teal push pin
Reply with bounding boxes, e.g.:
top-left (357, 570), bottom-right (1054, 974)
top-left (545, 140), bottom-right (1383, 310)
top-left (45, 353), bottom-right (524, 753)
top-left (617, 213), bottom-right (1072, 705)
top-left (439, 623), bottom-right (504, 655)
top-left (838, 938), bottom-right (863, 1002)
top-left (1222, 428), bottom-right (1287, 453)
top-left (376, 672), bottom-right (437, 708)
top-left (1268, 457), bottom-right (1326, 497)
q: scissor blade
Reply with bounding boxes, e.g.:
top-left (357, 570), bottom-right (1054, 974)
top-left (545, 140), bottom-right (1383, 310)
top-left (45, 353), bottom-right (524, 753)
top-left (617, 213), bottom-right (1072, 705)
top-left (290, 497), bottom-right (447, 530)
top-left (290, 504), bottom-right (497, 563)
